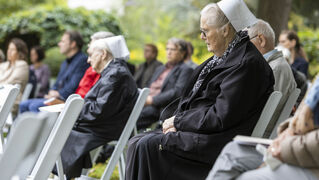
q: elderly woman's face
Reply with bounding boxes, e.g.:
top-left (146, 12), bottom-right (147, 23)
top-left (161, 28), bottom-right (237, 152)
top-left (166, 43), bottom-right (184, 63)
top-left (200, 17), bottom-right (225, 57)
top-left (7, 43), bottom-right (19, 62)
top-left (87, 47), bottom-right (104, 73)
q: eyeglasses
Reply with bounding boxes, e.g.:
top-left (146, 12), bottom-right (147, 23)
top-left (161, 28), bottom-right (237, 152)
top-left (200, 28), bottom-right (208, 38)
top-left (166, 48), bottom-right (178, 52)
top-left (250, 34), bottom-right (259, 40)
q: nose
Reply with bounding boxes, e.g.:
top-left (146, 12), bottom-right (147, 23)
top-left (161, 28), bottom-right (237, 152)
top-left (87, 57), bottom-right (91, 63)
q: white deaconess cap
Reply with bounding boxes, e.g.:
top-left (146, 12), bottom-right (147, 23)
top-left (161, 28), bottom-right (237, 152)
top-left (105, 35), bottom-right (130, 61)
top-left (217, 0), bottom-right (257, 32)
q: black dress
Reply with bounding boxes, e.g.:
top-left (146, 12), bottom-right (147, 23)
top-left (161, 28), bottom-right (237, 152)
top-left (55, 59), bottom-right (138, 178)
top-left (125, 37), bottom-right (274, 180)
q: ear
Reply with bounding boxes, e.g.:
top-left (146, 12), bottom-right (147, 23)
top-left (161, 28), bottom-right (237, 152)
top-left (70, 41), bottom-right (77, 49)
top-left (101, 50), bottom-right (108, 60)
top-left (259, 35), bottom-right (267, 48)
top-left (222, 24), bottom-right (230, 38)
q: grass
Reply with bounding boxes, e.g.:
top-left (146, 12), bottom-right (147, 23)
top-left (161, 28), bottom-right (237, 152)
top-left (88, 161), bottom-right (120, 180)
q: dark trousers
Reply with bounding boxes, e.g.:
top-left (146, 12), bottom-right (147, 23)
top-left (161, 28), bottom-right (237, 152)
top-left (125, 130), bottom-right (212, 180)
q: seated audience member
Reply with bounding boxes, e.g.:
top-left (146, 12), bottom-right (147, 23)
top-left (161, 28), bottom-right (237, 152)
top-left (53, 36), bottom-right (138, 178)
top-left (134, 44), bottom-right (162, 88)
top-left (125, 1), bottom-right (274, 179)
top-left (207, 75), bottom-right (319, 180)
top-left (30, 46), bottom-right (51, 98)
top-left (184, 41), bottom-right (198, 69)
top-left (136, 38), bottom-right (193, 130)
top-left (19, 30), bottom-right (89, 113)
top-left (279, 30), bottom-right (309, 77)
top-left (0, 49), bottom-right (5, 63)
top-left (276, 45), bottom-right (308, 107)
top-left (0, 38), bottom-right (29, 116)
top-left (248, 19), bottom-right (296, 137)
top-left (75, 31), bottom-right (114, 98)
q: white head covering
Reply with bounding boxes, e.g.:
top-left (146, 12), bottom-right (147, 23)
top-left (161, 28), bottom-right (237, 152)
top-left (217, 0), bottom-right (257, 32)
top-left (105, 35), bottom-right (130, 61)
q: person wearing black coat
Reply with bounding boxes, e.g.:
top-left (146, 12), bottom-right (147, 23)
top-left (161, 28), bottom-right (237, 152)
top-left (136, 38), bottom-right (193, 130)
top-left (54, 36), bottom-right (138, 178)
top-left (125, 2), bottom-right (274, 180)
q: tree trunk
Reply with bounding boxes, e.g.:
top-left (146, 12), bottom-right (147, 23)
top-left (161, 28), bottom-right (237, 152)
top-left (257, 0), bottom-right (292, 44)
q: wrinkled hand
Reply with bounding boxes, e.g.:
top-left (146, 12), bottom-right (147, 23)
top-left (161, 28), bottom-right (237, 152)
top-left (290, 104), bottom-right (315, 135)
top-left (268, 128), bottom-right (294, 160)
top-left (144, 96), bottom-right (153, 106)
top-left (162, 116), bottom-right (176, 134)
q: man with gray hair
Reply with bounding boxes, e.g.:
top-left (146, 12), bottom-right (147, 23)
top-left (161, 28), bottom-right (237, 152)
top-left (75, 31), bottom-right (115, 98)
top-left (248, 19), bottom-right (296, 137)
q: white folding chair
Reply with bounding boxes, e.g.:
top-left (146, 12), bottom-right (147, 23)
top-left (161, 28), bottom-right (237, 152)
top-left (270, 88), bottom-right (301, 139)
top-left (0, 112), bottom-right (53, 180)
top-left (28, 94), bottom-right (84, 180)
top-left (0, 84), bottom-right (20, 152)
top-left (251, 91), bottom-right (282, 138)
top-left (21, 83), bottom-right (33, 101)
top-left (77, 88), bottom-right (150, 180)
top-left (33, 83), bottom-right (42, 98)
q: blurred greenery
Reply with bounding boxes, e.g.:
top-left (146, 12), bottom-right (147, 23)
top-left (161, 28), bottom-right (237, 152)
top-left (0, 4), bottom-right (122, 76)
top-left (88, 162), bottom-right (119, 180)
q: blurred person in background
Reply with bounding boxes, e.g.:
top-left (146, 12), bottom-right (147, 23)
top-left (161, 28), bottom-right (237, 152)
top-left (279, 30), bottom-right (309, 77)
top-left (0, 38), bottom-right (29, 116)
top-left (134, 43), bottom-right (162, 88)
top-left (29, 46), bottom-right (51, 98)
top-left (184, 41), bottom-right (198, 69)
top-left (19, 30), bottom-right (89, 113)
top-left (136, 38), bottom-right (193, 130)
top-left (0, 49), bottom-right (5, 63)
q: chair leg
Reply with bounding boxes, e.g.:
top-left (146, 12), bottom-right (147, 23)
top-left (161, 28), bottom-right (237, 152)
top-left (120, 153), bottom-right (126, 178)
top-left (56, 156), bottom-right (66, 180)
top-left (118, 162), bottom-right (124, 180)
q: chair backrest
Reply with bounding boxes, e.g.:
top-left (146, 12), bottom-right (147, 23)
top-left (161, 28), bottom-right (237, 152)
top-left (251, 91), bottom-right (282, 138)
top-left (33, 83), bottom-right (42, 98)
top-left (29, 94), bottom-right (84, 180)
top-left (21, 83), bottom-right (33, 101)
top-left (100, 88), bottom-right (150, 180)
top-left (0, 112), bottom-right (52, 180)
top-left (270, 88), bottom-right (301, 139)
top-left (0, 85), bottom-right (20, 149)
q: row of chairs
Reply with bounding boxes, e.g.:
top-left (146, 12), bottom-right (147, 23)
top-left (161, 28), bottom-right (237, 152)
top-left (0, 84), bottom-right (299, 179)
top-left (0, 85), bottom-right (150, 180)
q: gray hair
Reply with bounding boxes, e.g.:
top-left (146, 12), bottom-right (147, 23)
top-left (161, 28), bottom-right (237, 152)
top-left (90, 31), bottom-right (114, 41)
top-left (248, 19), bottom-right (275, 47)
top-left (0, 49), bottom-right (5, 62)
top-left (90, 39), bottom-right (113, 58)
top-left (200, 3), bottom-right (230, 29)
top-left (167, 37), bottom-right (188, 59)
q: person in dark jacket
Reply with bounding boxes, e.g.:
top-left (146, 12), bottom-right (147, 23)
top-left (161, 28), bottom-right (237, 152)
top-left (134, 44), bottom-right (162, 88)
top-left (125, 1), bottom-right (274, 180)
top-left (20, 31), bottom-right (89, 113)
top-left (54, 36), bottom-right (138, 178)
top-left (136, 38), bottom-right (193, 130)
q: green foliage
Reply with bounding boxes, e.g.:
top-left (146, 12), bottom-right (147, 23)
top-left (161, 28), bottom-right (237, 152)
top-left (88, 162), bottom-right (119, 180)
top-left (120, 0), bottom-right (212, 65)
top-left (298, 30), bottom-right (319, 78)
top-left (0, 5), bottom-right (122, 76)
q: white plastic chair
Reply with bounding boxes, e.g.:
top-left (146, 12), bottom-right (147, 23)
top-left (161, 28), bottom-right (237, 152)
top-left (251, 91), bottom-right (282, 138)
top-left (21, 83), bottom-right (33, 101)
top-left (0, 112), bottom-right (53, 180)
top-left (0, 84), bottom-right (20, 152)
top-left (28, 94), bottom-right (84, 180)
top-left (270, 88), bottom-right (301, 139)
top-left (77, 88), bottom-right (150, 180)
